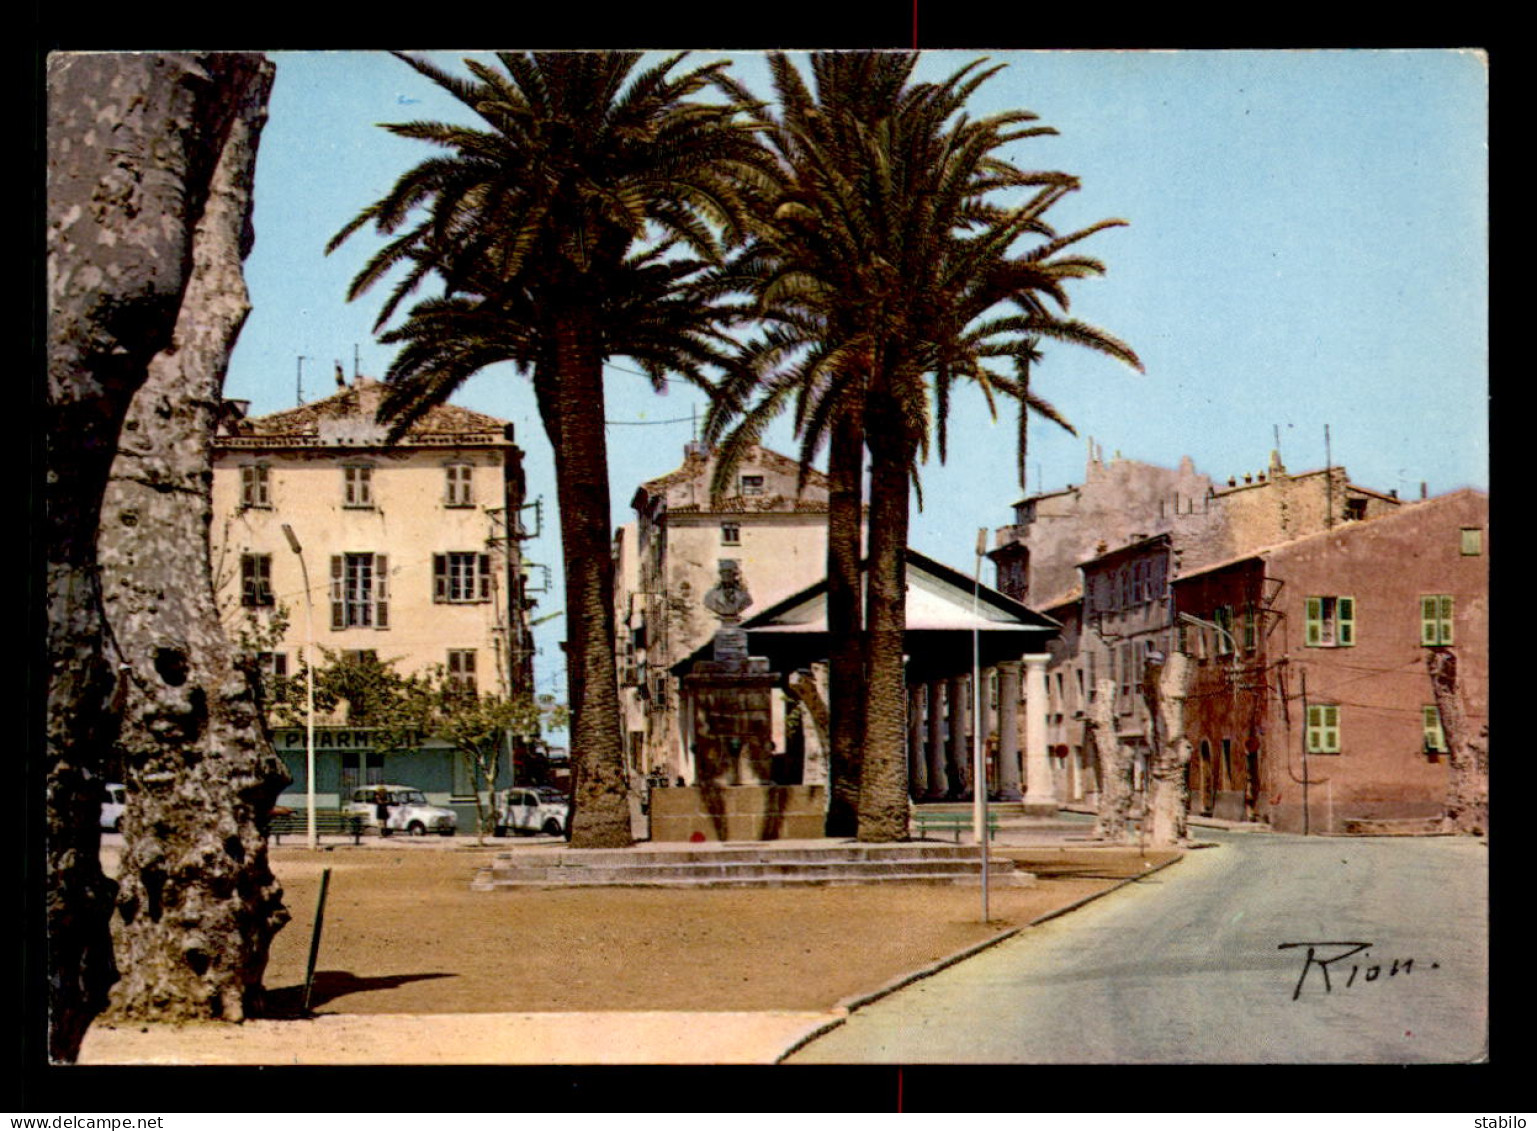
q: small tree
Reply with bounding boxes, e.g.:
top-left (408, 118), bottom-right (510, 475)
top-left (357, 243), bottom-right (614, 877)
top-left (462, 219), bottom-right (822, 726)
top-left (410, 669), bottom-right (567, 843)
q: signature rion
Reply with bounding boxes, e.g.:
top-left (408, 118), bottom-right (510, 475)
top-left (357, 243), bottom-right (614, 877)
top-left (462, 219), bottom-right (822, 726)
top-left (1277, 941), bottom-right (1439, 1001)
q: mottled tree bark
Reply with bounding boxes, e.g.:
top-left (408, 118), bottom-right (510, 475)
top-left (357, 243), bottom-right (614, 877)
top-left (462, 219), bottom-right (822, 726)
top-left (96, 56), bottom-right (290, 1024)
top-left (855, 430), bottom-right (911, 842)
top-left (1142, 654), bottom-right (1194, 847)
top-left (1428, 649), bottom-right (1488, 836)
top-left (548, 308), bottom-right (633, 848)
top-left (823, 410), bottom-right (865, 836)
top-left (45, 50), bottom-right (271, 1063)
top-left (1089, 678), bottom-right (1134, 842)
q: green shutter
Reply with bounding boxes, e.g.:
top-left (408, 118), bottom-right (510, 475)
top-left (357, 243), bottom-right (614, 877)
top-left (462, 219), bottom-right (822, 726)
top-left (1305, 597), bottom-right (1323, 646)
top-left (330, 555), bottom-right (345, 629)
top-left (1421, 596), bottom-right (1439, 646)
top-left (1438, 595), bottom-right (1454, 645)
top-left (1337, 597), bottom-right (1355, 647)
top-left (374, 554), bottom-right (389, 629)
top-left (1423, 705), bottom-right (1446, 752)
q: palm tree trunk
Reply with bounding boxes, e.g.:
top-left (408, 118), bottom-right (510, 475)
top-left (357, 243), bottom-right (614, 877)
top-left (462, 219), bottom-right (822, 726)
top-left (855, 433), bottom-right (911, 842)
top-left (823, 410), bottom-right (865, 836)
top-left (1428, 649), bottom-right (1488, 835)
top-left (549, 309), bottom-right (633, 848)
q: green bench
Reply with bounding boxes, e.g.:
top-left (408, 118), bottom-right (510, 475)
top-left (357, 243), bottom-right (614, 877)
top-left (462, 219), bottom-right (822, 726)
top-left (913, 810), bottom-right (1002, 843)
top-left (268, 809), bottom-right (365, 845)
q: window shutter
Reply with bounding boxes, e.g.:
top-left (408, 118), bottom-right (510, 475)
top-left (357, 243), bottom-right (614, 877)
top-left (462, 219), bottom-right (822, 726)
top-left (433, 555), bottom-right (447, 603)
top-left (1423, 705), bottom-right (1446, 752)
top-left (1322, 705), bottom-right (1339, 752)
top-left (241, 555), bottom-right (256, 606)
top-left (330, 556), bottom-right (345, 629)
top-left (374, 554), bottom-right (389, 628)
top-left (1337, 597), bottom-right (1355, 647)
top-left (1438, 595), bottom-right (1454, 645)
top-left (478, 553), bottom-right (492, 601)
top-left (1421, 596), bottom-right (1439, 645)
top-left (1305, 598), bottom-right (1322, 646)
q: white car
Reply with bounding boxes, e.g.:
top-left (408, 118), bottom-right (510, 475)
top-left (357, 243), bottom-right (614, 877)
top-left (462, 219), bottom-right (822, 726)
top-left (100, 783), bottom-right (126, 832)
top-left (495, 786), bottom-right (570, 837)
top-left (344, 785), bottom-right (457, 837)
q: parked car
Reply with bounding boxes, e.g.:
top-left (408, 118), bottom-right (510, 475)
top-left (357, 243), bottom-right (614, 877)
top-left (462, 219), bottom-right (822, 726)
top-left (343, 785), bottom-right (457, 836)
top-left (100, 783), bottom-right (126, 832)
top-left (494, 786), bottom-right (569, 837)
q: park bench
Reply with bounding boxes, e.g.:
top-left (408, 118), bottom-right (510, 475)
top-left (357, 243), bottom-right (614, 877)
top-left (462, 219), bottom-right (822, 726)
top-left (268, 809), bottom-right (365, 845)
top-left (913, 810), bottom-right (1002, 843)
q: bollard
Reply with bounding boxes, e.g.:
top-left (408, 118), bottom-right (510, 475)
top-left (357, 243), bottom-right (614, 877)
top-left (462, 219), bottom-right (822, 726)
top-left (302, 867), bottom-right (332, 1014)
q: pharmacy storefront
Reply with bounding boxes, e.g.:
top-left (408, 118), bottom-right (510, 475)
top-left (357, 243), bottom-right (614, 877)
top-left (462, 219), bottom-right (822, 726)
top-left (271, 726), bottom-right (509, 831)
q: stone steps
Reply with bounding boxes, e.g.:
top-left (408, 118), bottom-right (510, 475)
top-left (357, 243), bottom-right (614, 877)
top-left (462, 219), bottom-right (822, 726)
top-left (472, 842), bottom-right (1033, 891)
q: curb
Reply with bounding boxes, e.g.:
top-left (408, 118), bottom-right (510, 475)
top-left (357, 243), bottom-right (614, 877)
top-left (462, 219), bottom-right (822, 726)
top-left (774, 849), bottom-right (1191, 1063)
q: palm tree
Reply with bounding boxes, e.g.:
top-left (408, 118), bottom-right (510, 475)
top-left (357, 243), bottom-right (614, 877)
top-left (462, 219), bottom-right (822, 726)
top-left (329, 51), bottom-right (768, 847)
top-left (709, 52), bottom-right (1140, 841)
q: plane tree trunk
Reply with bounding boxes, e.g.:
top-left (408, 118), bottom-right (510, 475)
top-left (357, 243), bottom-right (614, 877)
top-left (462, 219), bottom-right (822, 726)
top-left (44, 51), bottom-right (272, 1063)
top-left (96, 56), bottom-right (291, 1025)
top-left (1141, 653), bottom-right (1194, 847)
top-left (1428, 649), bottom-right (1488, 836)
top-left (1089, 677), bottom-right (1134, 843)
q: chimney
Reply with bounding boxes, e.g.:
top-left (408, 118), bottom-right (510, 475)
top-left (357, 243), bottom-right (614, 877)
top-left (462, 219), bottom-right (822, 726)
top-left (1420, 481), bottom-right (1428, 500)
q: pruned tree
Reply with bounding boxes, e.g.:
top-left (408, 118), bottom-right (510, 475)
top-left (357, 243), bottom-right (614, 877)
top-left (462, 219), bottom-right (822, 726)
top-left (1428, 649), bottom-right (1488, 836)
top-left (1140, 653), bottom-right (1194, 847)
top-left (45, 51), bottom-right (276, 1062)
top-left (1088, 677), bottom-right (1134, 842)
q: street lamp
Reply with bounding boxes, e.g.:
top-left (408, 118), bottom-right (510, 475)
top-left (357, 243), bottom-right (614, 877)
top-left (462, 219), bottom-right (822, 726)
top-left (281, 523), bottom-right (317, 850)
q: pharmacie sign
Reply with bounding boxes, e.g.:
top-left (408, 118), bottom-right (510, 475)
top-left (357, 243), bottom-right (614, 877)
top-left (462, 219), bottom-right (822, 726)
top-left (272, 727), bottom-right (429, 751)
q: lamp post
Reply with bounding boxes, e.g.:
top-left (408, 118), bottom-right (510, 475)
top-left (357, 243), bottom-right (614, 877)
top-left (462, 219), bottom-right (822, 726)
top-left (282, 523), bottom-right (317, 850)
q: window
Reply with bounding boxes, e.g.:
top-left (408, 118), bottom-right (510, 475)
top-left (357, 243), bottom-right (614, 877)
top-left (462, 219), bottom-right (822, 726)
top-left (433, 552), bottom-right (492, 603)
top-left (1213, 606), bottom-right (1235, 655)
top-left (1343, 497), bottom-right (1368, 521)
top-left (445, 463), bottom-right (474, 507)
top-left (330, 553), bottom-right (389, 629)
top-left (256, 651), bottom-right (288, 678)
top-left (240, 553), bottom-right (274, 607)
top-left (343, 465), bottom-right (374, 508)
top-left (1423, 705), bottom-right (1447, 754)
top-left (340, 751), bottom-right (385, 796)
top-left (721, 522), bottom-right (740, 545)
top-left (1241, 604), bottom-right (1258, 652)
top-left (1306, 704), bottom-right (1341, 754)
top-left (341, 649), bottom-right (378, 665)
top-left (240, 465), bottom-right (271, 509)
top-left (1420, 595), bottom-right (1454, 646)
top-left (1460, 527), bottom-right (1483, 556)
top-left (1304, 596), bottom-right (1355, 647)
top-left (739, 475), bottom-right (764, 496)
top-left (447, 649), bottom-right (477, 695)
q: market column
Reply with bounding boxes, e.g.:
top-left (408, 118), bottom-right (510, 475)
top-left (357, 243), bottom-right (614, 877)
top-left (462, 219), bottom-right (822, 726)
top-left (946, 674), bottom-right (970, 799)
top-left (995, 659), bottom-right (1023, 801)
top-left (907, 683), bottom-right (927, 800)
top-left (1021, 653), bottom-right (1056, 815)
top-left (925, 681), bottom-right (947, 800)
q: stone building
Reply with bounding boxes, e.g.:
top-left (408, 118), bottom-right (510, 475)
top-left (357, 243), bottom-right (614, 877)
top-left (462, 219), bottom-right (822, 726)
top-left (1170, 488), bottom-right (1488, 833)
top-left (211, 376), bottom-right (535, 824)
top-left (614, 442), bottom-right (834, 784)
top-left (993, 447), bottom-right (1405, 810)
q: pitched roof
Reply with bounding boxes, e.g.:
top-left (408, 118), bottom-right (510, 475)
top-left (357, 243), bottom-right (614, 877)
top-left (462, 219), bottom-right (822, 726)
top-left (217, 378), bottom-right (511, 448)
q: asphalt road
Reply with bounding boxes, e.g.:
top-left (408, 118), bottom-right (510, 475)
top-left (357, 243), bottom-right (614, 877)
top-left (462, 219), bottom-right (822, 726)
top-left (790, 830), bottom-right (1488, 1064)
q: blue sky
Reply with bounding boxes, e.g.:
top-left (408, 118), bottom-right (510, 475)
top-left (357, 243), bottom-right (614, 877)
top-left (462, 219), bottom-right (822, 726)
top-left (223, 49), bottom-right (1488, 721)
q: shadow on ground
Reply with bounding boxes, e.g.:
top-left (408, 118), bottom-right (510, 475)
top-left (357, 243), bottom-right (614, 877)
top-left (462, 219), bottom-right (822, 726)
top-left (264, 971), bottom-right (456, 1017)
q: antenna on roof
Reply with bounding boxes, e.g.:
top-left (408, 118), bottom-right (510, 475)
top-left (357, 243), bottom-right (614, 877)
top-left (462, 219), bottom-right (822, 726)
top-left (296, 355), bottom-right (307, 406)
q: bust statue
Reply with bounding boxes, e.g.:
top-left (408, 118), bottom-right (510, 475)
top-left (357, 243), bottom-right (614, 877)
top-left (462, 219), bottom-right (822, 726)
top-left (703, 559), bottom-right (753, 623)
